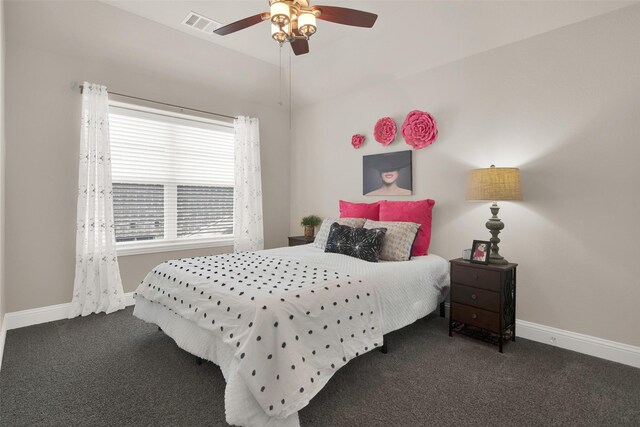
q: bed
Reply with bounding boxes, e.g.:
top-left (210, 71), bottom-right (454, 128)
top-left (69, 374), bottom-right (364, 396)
top-left (133, 244), bottom-right (450, 427)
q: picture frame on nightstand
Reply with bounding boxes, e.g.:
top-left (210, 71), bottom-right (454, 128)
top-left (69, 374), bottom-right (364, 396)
top-left (470, 240), bottom-right (491, 264)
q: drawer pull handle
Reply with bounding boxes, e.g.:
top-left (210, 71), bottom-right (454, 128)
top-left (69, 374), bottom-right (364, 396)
top-left (471, 313), bottom-right (477, 319)
top-left (471, 294), bottom-right (477, 300)
top-left (473, 274), bottom-right (479, 280)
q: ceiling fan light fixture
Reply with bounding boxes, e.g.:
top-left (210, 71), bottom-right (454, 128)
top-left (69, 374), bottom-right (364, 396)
top-left (298, 12), bottom-right (317, 38)
top-left (214, 1), bottom-right (377, 56)
top-left (271, 22), bottom-right (289, 44)
top-left (270, 1), bottom-right (291, 28)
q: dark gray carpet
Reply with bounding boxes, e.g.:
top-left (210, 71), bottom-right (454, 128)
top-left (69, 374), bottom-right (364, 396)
top-left (1, 307), bottom-right (639, 426)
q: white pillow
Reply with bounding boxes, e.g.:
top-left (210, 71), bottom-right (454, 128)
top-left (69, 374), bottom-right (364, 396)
top-left (313, 217), bottom-right (367, 249)
top-left (364, 220), bottom-right (421, 261)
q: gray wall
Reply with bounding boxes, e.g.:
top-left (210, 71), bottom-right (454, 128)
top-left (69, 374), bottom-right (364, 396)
top-left (0, 0), bottom-right (6, 331)
top-left (290, 6), bottom-right (640, 347)
top-left (4, 1), bottom-right (640, 351)
top-left (4, 2), bottom-right (291, 312)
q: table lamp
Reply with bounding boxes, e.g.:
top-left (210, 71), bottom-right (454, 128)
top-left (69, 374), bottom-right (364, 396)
top-left (466, 165), bottom-right (522, 264)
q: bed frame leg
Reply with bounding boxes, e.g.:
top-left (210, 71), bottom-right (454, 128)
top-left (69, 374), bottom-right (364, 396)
top-left (379, 341), bottom-right (388, 354)
top-left (439, 301), bottom-right (445, 318)
top-left (195, 356), bottom-right (203, 366)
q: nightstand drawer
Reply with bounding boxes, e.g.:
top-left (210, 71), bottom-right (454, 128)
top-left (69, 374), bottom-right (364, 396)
top-left (451, 265), bottom-right (500, 291)
top-left (288, 236), bottom-right (314, 246)
top-left (451, 284), bottom-right (500, 312)
top-left (451, 303), bottom-right (500, 333)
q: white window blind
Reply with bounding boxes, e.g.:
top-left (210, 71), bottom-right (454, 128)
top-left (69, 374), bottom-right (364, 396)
top-left (109, 103), bottom-right (234, 254)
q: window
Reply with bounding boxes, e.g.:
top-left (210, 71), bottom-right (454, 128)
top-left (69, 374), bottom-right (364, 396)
top-left (109, 102), bottom-right (234, 255)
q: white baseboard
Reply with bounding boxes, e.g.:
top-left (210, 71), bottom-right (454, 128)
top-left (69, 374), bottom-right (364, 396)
top-left (124, 292), bottom-right (135, 306)
top-left (0, 317), bottom-right (7, 371)
top-left (4, 292), bottom-right (135, 331)
top-left (2, 297), bottom-right (639, 371)
top-left (0, 292), bottom-right (136, 371)
top-left (443, 302), bottom-right (640, 368)
top-left (515, 319), bottom-right (640, 369)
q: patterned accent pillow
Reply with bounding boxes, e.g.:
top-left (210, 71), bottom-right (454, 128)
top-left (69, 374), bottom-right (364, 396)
top-left (364, 220), bottom-right (421, 261)
top-left (379, 199), bottom-right (435, 256)
top-left (325, 223), bottom-right (387, 263)
top-left (313, 217), bottom-right (366, 249)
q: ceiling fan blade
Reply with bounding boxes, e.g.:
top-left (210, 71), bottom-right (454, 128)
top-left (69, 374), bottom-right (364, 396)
top-left (311, 6), bottom-right (377, 28)
top-left (291, 38), bottom-right (310, 56)
top-left (214, 12), bottom-right (270, 36)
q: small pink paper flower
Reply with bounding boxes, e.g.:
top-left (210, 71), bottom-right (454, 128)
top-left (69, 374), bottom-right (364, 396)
top-left (401, 110), bottom-right (438, 149)
top-left (351, 134), bottom-right (365, 149)
top-left (374, 117), bottom-right (397, 146)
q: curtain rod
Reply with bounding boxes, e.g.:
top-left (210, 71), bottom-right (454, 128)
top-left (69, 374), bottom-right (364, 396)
top-left (77, 84), bottom-right (238, 121)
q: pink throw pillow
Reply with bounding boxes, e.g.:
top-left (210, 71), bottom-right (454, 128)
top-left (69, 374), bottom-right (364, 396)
top-left (339, 200), bottom-right (380, 220)
top-left (379, 199), bottom-right (435, 256)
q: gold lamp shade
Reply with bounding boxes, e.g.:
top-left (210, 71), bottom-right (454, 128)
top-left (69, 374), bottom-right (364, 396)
top-left (466, 165), bottom-right (522, 265)
top-left (466, 166), bottom-right (522, 201)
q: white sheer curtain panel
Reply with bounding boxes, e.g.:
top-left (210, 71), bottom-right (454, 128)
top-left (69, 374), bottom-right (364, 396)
top-left (233, 116), bottom-right (264, 252)
top-left (69, 82), bottom-right (126, 318)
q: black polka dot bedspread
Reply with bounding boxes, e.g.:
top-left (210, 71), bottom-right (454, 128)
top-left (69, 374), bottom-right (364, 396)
top-left (134, 251), bottom-right (383, 422)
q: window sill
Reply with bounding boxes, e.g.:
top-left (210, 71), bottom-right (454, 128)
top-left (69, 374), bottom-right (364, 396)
top-left (116, 238), bottom-right (233, 257)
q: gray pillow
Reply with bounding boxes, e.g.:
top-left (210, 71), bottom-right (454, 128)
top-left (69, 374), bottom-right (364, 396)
top-left (364, 220), bottom-right (421, 261)
top-left (313, 217), bottom-right (366, 249)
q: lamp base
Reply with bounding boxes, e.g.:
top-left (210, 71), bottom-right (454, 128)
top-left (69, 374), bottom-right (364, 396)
top-left (489, 253), bottom-right (509, 265)
top-left (486, 202), bottom-right (509, 265)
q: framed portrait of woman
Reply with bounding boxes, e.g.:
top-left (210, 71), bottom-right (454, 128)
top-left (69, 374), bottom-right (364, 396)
top-left (363, 150), bottom-right (413, 196)
top-left (470, 240), bottom-right (491, 265)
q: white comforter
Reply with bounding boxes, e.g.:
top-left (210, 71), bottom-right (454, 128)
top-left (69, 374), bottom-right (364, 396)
top-left (133, 245), bottom-right (449, 426)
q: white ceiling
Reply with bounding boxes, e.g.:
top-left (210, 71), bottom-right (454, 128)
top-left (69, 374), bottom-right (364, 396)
top-left (103, 1), bottom-right (634, 105)
top-left (5, 0), bottom-right (284, 109)
top-left (7, 1), bottom-right (635, 108)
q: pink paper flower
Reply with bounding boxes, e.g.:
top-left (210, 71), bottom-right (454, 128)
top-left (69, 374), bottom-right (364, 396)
top-left (351, 134), bottom-right (365, 149)
top-left (401, 110), bottom-right (438, 149)
top-left (374, 117), bottom-right (397, 146)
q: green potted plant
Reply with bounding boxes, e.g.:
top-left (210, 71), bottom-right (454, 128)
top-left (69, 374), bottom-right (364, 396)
top-left (301, 215), bottom-right (322, 238)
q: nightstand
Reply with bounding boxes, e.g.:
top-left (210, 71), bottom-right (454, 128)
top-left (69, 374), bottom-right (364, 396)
top-left (449, 258), bottom-right (517, 352)
top-left (288, 235), bottom-right (315, 246)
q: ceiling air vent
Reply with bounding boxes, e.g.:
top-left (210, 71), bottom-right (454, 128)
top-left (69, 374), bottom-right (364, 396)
top-left (182, 11), bottom-right (221, 34)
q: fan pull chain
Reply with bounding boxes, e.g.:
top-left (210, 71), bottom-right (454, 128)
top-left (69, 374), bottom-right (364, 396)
top-left (289, 48), bottom-right (292, 130)
top-left (278, 45), bottom-right (283, 106)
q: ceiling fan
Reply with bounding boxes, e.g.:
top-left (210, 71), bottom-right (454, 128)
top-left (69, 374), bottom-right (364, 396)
top-left (214, 0), bottom-right (378, 56)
